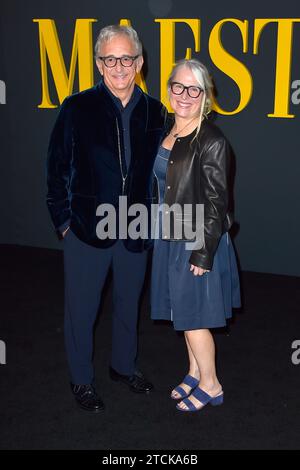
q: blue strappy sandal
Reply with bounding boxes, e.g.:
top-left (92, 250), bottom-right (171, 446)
top-left (171, 374), bottom-right (199, 400)
top-left (176, 386), bottom-right (224, 412)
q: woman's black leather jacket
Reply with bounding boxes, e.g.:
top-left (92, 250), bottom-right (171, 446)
top-left (154, 115), bottom-right (233, 270)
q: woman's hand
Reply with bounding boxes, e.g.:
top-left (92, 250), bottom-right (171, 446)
top-left (190, 264), bottom-right (210, 276)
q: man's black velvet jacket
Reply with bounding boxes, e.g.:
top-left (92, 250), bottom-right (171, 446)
top-left (46, 81), bottom-right (167, 251)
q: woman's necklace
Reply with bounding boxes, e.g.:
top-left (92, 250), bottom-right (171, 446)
top-left (170, 117), bottom-right (198, 138)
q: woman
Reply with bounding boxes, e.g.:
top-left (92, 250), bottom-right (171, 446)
top-left (151, 59), bottom-right (241, 412)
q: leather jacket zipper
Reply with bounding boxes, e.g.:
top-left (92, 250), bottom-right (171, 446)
top-left (116, 118), bottom-right (127, 195)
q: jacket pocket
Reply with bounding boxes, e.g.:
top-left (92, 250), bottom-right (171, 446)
top-left (71, 194), bottom-right (96, 238)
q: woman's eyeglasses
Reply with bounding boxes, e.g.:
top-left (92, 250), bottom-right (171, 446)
top-left (170, 82), bottom-right (203, 98)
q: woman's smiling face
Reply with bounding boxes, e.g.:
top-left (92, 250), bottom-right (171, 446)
top-left (169, 66), bottom-right (204, 119)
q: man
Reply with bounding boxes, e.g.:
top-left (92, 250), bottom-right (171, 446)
top-left (47, 25), bottom-right (167, 412)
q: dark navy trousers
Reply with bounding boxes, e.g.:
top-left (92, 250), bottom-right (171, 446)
top-left (63, 229), bottom-right (148, 385)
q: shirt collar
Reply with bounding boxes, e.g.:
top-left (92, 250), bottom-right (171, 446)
top-left (102, 80), bottom-right (142, 111)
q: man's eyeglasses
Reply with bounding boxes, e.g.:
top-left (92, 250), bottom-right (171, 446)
top-left (170, 82), bottom-right (203, 98)
top-left (98, 56), bottom-right (139, 68)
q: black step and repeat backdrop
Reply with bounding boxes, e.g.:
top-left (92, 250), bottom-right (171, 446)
top-left (1, 0), bottom-right (300, 276)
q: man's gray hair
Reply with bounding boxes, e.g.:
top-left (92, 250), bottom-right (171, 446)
top-left (94, 25), bottom-right (143, 58)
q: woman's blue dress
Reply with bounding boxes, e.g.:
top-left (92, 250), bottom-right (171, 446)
top-left (151, 145), bottom-right (241, 331)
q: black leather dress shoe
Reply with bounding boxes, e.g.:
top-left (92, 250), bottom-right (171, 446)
top-left (71, 383), bottom-right (104, 413)
top-left (109, 366), bottom-right (154, 393)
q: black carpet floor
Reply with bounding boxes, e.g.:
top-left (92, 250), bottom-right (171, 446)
top-left (0, 244), bottom-right (300, 450)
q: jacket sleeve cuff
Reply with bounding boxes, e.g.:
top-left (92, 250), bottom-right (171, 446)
top-left (189, 250), bottom-right (213, 271)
